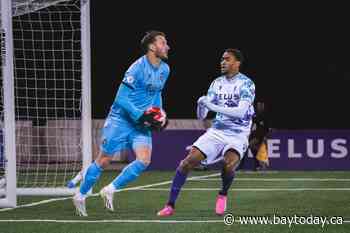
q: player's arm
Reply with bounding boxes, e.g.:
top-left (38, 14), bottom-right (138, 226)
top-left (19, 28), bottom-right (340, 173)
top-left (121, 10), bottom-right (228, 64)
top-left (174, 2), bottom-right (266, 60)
top-left (115, 84), bottom-right (143, 122)
top-left (196, 96), bottom-right (209, 120)
top-left (196, 80), bottom-right (216, 120)
top-left (153, 91), bottom-right (162, 108)
top-left (200, 80), bottom-right (255, 118)
top-left (115, 62), bottom-right (144, 122)
top-left (203, 100), bottom-right (250, 118)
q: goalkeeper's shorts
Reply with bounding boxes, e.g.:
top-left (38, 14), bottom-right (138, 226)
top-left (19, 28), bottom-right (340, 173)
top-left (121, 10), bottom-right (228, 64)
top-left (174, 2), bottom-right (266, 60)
top-left (100, 118), bottom-right (152, 156)
top-left (193, 128), bottom-right (248, 165)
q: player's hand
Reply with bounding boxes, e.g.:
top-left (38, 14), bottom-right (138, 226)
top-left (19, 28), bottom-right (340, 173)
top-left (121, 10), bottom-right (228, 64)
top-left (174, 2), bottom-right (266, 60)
top-left (139, 107), bottom-right (168, 131)
top-left (197, 96), bottom-right (210, 107)
top-left (197, 96), bottom-right (208, 106)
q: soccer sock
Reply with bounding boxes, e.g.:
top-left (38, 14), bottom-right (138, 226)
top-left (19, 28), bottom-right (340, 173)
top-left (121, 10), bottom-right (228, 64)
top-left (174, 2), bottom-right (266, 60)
top-left (167, 168), bottom-right (188, 208)
top-left (110, 160), bottom-right (147, 190)
top-left (79, 162), bottom-right (102, 195)
top-left (219, 168), bottom-right (235, 196)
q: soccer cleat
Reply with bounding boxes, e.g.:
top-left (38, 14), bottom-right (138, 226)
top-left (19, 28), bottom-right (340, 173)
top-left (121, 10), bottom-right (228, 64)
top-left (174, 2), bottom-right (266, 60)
top-left (157, 205), bottom-right (174, 217)
top-left (72, 194), bottom-right (88, 217)
top-left (215, 194), bottom-right (227, 215)
top-left (100, 186), bottom-right (114, 211)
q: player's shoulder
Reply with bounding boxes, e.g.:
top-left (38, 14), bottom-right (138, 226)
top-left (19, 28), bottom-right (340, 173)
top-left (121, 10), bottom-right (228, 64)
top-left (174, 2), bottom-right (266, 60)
top-left (237, 73), bottom-right (255, 87)
top-left (211, 75), bottom-right (226, 85)
top-left (237, 72), bottom-right (253, 83)
top-left (127, 56), bottom-right (144, 72)
top-left (207, 76), bottom-right (223, 90)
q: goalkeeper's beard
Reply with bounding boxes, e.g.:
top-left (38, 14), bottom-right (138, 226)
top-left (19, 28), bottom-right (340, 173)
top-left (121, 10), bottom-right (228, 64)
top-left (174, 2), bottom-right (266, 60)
top-left (157, 48), bottom-right (168, 60)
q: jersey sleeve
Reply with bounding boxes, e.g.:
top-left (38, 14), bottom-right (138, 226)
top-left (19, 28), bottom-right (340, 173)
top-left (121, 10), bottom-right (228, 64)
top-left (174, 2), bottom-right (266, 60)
top-left (121, 60), bottom-right (141, 90)
top-left (115, 61), bottom-right (144, 122)
top-left (206, 80), bottom-right (217, 103)
top-left (153, 92), bottom-right (162, 108)
top-left (239, 80), bottom-right (255, 104)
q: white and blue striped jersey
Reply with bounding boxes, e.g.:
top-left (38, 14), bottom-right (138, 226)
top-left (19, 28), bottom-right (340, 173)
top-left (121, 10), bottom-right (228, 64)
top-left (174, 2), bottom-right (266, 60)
top-left (207, 73), bottom-right (255, 136)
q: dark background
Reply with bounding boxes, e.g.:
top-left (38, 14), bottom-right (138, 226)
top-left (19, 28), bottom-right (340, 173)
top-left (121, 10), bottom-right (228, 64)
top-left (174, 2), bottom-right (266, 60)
top-left (90, 1), bottom-right (349, 129)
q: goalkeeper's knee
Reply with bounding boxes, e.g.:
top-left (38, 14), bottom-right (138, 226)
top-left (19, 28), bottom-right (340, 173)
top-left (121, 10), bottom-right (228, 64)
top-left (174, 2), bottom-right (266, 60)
top-left (138, 157), bottom-right (151, 167)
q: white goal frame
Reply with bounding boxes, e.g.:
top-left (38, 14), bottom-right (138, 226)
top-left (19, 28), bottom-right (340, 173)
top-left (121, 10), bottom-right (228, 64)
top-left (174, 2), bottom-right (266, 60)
top-left (0, 0), bottom-right (92, 207)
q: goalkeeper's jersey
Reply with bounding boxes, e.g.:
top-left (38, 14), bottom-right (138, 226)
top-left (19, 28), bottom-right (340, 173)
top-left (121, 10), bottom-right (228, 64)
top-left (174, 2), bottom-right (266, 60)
top-left (108, 55), bottom-right (170, 124)
top-left (208, 73), bottom-right (255, 136)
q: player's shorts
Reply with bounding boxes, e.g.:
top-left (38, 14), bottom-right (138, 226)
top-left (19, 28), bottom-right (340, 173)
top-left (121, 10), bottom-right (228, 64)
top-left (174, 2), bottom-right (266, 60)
top-left (193, 128), bottom-right (249, 165)
top-left (100, 118), bottom-right (152, 156)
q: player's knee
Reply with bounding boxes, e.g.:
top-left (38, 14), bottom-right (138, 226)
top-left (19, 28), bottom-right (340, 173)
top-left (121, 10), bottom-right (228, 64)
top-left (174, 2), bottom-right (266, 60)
top-left (179, 159), bottom-right (192, 173)
top-left (96, 152), bottom-right (113, 168)
top-left (223, 155), bottom-right (240, 171)
top-left (179, 159), bottom-right (188, 169)
top-left (138, 157), bottom-right (151, 167)
top-left (180, 158), bottom-right (198, 173)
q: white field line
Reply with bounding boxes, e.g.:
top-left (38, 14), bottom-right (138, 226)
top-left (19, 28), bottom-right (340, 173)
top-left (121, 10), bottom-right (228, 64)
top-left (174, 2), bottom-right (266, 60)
top-left (0, 219), bottom-right (223, 223)
top-left (136, 188), bottom-right (350, 191)
top-left (0, 172), bottom-right (220, 212)
top-left (193, 178), bottom-right (350, 181)
top-left (0, 218), bottom-right (349, 224)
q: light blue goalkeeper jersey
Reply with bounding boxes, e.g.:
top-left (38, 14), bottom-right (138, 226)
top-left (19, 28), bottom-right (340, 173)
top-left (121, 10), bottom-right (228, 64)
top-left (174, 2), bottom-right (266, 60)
top-left (207, 73), bottom-right (255, 136)
top-left (107, 55), bottom-right (170, 126)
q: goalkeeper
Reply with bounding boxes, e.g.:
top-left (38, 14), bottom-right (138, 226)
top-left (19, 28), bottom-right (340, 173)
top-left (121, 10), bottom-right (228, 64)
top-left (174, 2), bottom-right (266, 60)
top-left (72, 30), bottom-right (170, 216)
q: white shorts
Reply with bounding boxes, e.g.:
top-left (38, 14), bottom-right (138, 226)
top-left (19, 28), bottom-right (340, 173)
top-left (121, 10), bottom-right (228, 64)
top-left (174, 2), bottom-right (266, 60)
top-left (193, 128), bottom-right (249, 165)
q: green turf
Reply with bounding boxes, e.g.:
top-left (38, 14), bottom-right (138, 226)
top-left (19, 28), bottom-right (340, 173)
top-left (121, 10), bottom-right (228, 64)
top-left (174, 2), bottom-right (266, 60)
top-left (1, 171), bottom-right (349, 233)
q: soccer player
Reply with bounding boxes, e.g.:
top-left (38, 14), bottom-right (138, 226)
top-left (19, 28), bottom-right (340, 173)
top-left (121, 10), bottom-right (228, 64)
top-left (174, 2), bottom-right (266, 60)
top-left (157, 49), bottom-right (255, 216)
top-left (72, 30), bottom-right (170, 216)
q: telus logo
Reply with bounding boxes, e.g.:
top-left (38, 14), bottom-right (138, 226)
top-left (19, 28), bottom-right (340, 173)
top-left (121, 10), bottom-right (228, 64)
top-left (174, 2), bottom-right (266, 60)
top-left (267, 139), bottom-right (348, 159)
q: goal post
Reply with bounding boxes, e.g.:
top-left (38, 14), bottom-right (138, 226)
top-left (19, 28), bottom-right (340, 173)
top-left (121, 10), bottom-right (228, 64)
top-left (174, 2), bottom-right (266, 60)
top-left (0, 0), bottom-right (17, 208)
top-left (0, 0), bottom-right (91, 207)
top-left (81, 0), bottom-right (92, 173)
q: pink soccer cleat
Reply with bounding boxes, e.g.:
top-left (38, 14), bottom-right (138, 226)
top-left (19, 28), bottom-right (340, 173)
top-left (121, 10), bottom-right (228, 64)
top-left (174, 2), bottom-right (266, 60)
top-left (157, 205), bottom-right (175, 217)
top-left (215, 194), bottom-right (227, 215)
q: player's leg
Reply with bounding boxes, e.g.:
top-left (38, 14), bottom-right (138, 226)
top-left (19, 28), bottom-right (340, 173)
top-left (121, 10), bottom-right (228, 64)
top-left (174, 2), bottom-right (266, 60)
top-left (157, 147), bottom-right (206, 216)
top-left (170, 147), bottom-right (206, 202)
top-left (72, 151), bottom-right (112, 216)
top-left (158, 129), bottom-right (224, 216)
top-left (215, 134), bottom-right (248, 215)
top-left (67, 151), bottom-right (115, 187)
top-left (216, 149), bottom-right (240, 215)
top-left (73, 120), bottom-right (127, 216)
top-left (100, 130), bottom-right (152, 211)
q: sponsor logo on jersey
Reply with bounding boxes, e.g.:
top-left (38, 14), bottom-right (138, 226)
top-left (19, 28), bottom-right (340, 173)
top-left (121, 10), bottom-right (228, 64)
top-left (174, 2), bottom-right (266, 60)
top-left (125, 76), bottom-right (134, 84)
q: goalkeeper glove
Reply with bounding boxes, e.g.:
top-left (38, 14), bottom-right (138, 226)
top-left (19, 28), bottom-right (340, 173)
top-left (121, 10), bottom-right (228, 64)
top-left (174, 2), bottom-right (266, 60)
top-left (139, 107), bottom-right (168, 131)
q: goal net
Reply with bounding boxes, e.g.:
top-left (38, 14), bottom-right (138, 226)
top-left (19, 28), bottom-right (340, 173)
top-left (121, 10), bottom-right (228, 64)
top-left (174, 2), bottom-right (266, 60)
top-left (0, 0), bottom-right (91, 206)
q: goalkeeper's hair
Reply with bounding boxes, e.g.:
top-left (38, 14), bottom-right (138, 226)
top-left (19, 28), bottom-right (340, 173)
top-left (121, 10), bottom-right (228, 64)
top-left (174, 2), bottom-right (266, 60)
top-left (225, 48), bottom-right (244, 65)
top-left (141, 30), bottom-right (166, 53)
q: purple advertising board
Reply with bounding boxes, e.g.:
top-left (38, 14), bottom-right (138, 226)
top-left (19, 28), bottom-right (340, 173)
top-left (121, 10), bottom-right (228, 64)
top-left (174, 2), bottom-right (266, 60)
top-left (128, 130), bottom-right (350, 171)
top-left (265, 130), bottom-right (350, 170)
